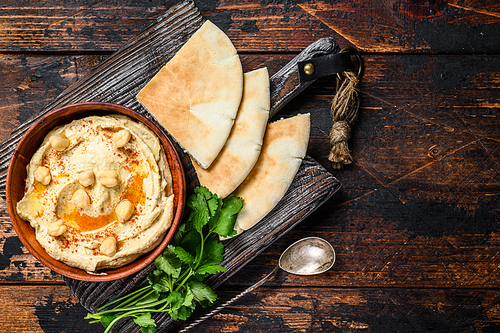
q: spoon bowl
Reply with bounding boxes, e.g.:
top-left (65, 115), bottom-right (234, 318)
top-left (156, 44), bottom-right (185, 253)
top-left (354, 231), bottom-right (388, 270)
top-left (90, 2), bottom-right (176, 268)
top-left (279, 237), bottom-right (336, 275)
top-left (179, 236), bottom-right (335, 332)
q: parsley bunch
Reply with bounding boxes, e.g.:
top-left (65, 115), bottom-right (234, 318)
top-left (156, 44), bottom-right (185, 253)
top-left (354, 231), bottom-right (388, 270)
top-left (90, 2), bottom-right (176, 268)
top-left (85, 187), bottom-right (243, 333)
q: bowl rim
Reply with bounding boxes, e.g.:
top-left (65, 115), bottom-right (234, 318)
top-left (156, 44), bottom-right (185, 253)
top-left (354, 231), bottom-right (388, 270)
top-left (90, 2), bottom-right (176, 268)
top-left (6, 102), bottom-right (186, 282)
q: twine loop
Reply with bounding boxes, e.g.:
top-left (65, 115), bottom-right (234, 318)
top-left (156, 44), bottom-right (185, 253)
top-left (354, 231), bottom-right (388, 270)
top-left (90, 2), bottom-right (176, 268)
top-left (328, 47), bottom-right (363, 169)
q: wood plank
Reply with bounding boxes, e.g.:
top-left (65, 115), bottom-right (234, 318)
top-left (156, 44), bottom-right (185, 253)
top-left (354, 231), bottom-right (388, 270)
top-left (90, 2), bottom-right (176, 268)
top-left (1, 53), bottom-right (498, 142)
top-left (1, 53), bottom-right (499, 289)
top-left (0, 285), bottom-right (96, 333)
top-left (2, 285), bottom-right (500, 332)
top-left (0, 54), bottom-right (110, 142)
top-left (184, 287), bottom-right (500, 332)
top-left (0, 54), bottom-right (286, 143)
top-left (0, 55), bottom-right (76, 142)
top-left (0, 0), bottom-right (498, 53)
top-left (0, 208), bottom-right (61, 282)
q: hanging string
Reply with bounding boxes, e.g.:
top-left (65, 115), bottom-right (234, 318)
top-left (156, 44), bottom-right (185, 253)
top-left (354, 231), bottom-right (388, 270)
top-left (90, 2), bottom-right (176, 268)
top-left (328, 48), bottom-right (362, 169)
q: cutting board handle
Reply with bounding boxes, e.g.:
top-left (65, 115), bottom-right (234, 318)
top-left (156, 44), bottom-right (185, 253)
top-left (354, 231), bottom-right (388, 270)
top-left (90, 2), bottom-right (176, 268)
top-left (270, 37), bottom-right (340, 118)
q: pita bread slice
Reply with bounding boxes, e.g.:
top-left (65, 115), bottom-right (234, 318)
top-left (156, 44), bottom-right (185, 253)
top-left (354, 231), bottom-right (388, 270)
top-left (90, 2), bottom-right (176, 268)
top-left (233, 113), bottom-right (310, 232)
top-left (137, 20), bottom-right (243, 169)
top-left (192, 68), bottom-right (270, 198)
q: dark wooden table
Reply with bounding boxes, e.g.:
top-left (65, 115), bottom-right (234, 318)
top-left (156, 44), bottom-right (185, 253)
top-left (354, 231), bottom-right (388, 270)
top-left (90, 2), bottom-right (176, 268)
top-left (1, 1), bottom-right (500, 332)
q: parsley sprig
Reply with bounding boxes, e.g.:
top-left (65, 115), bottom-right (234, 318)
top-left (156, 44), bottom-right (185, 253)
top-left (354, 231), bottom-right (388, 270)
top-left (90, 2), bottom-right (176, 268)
top-left (85, 187), bottom-right (243, 333)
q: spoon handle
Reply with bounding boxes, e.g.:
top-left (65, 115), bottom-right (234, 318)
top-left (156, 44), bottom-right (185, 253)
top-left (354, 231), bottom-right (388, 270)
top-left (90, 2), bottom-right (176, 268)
top-left (179, 264), bottom-right (280, 332)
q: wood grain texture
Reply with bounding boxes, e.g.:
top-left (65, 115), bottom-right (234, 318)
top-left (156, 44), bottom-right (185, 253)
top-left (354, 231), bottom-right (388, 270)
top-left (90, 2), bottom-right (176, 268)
top-left (0, 209), bottom-right (61, 282)
top-left (0, 286), bottom-right (92, 333)
top-left (0, 1), bottom-right (498, 53)
top-left (181, 287), bottom-right (500, 332)
top-left (0, 0), bottom-right (499, 332)
top-left (0, 50), bottom-right (500, 287)
top-left (0, 52), bottom-right (499, 288)
top-left (1, 285), bottom-right (500, 333)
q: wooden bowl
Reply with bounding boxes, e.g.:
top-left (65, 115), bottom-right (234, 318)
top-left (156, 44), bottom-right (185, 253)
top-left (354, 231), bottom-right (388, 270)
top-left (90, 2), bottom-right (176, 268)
top-left (6, 102), bottom-right (185, 282)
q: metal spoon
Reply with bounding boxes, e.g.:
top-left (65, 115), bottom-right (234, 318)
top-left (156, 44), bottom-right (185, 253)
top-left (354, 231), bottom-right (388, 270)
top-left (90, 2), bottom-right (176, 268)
top-left (179, 237), bottom-right (335, 332)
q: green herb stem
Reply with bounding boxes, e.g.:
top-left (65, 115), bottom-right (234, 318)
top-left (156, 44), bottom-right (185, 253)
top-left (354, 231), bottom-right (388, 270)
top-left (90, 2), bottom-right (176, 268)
top-left (95, 298), bottom-right (168, 317)
top-left (116, 287), bottom-right (153, 309)
top-left (126, 289), bottom-right (156, 308)
top-left (193, 231), bottom-right (206, 271)
top-left (102, 309), bottom-right (143, 333)
top-left (103, 307), bottom-right (173, 333)
top-left (97, 285), bottom-right (150, 311)
top-left (174, 269), bottom-right (194, 292)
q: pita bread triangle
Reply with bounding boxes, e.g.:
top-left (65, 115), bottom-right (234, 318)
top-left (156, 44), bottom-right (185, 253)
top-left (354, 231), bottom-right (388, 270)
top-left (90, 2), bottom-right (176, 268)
top-left (232, 113), bottom-right (311, 233)
top-left (192, 67), bottom-right (270, 198)
top-left (137, 20), bottom-right (243, 169)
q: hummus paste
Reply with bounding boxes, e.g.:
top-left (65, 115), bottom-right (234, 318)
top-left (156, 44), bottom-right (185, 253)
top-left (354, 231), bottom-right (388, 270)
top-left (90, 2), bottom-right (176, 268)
top-left (17, 115), bottom-right (174, 272)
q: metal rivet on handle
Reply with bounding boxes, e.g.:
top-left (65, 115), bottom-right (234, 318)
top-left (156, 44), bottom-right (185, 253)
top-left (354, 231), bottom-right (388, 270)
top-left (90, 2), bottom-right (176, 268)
top-left (303, 63), bottom-right (315, 75)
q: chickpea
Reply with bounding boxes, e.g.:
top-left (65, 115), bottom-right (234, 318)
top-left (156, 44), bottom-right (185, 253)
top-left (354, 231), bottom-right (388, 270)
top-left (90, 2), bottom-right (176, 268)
top-left (116, 200), bottom-right (134, 222)
top-left (100, 237), bottom-right (117, 256)
top-left (113, 129), bottom-right (131, 148)
top-left (71, 189), bottom-right (90, 208)
top-left (78, 170), bottom-right (95, 187)
top-left (49, 133), bottom-right (70, 152)
top-left (48, 220), bottom-right (67, 237)
top-left (98, 170), bottom-right (119, 188)
top-left (34, 166), bottom-right (51, 185)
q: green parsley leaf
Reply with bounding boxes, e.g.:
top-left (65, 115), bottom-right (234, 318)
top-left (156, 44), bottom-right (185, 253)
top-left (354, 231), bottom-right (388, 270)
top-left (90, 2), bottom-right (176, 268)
top-left (147, 270), bottom-right (170, 293)
top-left (174, 305), bottom-right (195, 321)
top-left (166, 290), bottom-right (183, 311)
top-left (209, 194), bottom-right (243, 238)
top-left (189, 281), bottom-right (218, 308)
top-left (136, 291), bottom-right (160, 306)
top-left (186, 191), bottom-right (210, 232)
top-left (155, 245), bottom-right (182, 279)
top-left (169, 285), bottom-right (197, 320)
top-left (182, 285), bottom-right (195, 307)
top-left (190, 271), bottom-right (210, 282)
top-left (141, 326), bottom-right (157, 333)
top-left (166, 290), bottom-right (185, 320)
top-left (196, 263), bottom-right (226, 275)
top-left (99, 314), bottom-right (116, 328)
top-left (202, 238), bottom-right (225, 264)
top-left (195, 186), bottom-right (219, 217)
top-left (175, 246), bottom-right (195, 265)
top-left (170, 222), bottom-right (188, 247)
top-left (133, 313), bottom-right (156, 327)
top-left (179, 228), bottom-right (201, 256)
